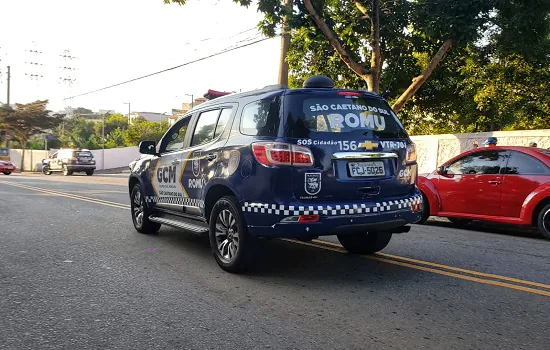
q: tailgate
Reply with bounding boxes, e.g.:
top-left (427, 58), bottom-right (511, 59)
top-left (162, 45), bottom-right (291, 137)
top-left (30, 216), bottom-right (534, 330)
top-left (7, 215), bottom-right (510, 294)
top-left (284, 91), bottom-right (416, 202)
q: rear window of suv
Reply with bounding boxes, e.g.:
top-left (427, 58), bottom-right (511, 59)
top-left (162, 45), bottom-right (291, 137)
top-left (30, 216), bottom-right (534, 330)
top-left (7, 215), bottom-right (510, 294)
top-left (284, 92), bottom-right (407, 138)
top-left (73, 151), bottom-right (93, 157)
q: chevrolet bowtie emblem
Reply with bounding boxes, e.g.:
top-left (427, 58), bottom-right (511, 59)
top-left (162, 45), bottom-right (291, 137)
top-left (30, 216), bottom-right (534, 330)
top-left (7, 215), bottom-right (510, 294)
top-left (359, 141), bottom-right (379, 150)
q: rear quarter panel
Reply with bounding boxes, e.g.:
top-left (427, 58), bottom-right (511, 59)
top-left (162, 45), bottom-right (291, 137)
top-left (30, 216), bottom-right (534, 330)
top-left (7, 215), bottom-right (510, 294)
top-left (520, 182), bottom-right (550, 224)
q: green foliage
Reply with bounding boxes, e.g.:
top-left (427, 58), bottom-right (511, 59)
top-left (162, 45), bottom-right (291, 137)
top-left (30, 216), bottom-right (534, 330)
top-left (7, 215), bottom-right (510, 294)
top-left (0, 100), bottom-right (64, 146)
top-left (123, 117), bottom-right (170, 146)
top-left (105, 127), bottom-right (127, 149)
top-left (93, 113), bottom-right (129, 139)
top-left (48, 115), bottom-right (170, 150)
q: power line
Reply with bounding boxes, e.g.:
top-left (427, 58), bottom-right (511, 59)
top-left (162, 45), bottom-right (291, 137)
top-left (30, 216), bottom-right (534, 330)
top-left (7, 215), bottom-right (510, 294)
top-left (182, 26), bottom-right (258, 46)
top-left (63, 36), bottom-right (276, 101)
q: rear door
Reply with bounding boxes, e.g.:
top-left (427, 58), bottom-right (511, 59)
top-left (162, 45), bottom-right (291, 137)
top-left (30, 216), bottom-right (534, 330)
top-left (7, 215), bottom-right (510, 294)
top-left (180, 107), bottom-right (233, 216)
top-left (284, 91), bottom-right (413, 202)
top-left (49, 151), bottom-right (61, 170)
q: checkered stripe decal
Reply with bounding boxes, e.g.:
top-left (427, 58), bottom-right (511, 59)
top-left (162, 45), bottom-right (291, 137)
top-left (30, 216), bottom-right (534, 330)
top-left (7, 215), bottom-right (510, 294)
top-left (242, 195), bottom-right (422, 216)
top-left (146, 196), bottom-right (204, 208)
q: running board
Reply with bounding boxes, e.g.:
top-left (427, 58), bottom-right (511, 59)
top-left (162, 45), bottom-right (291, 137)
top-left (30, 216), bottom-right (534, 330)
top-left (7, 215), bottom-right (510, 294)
top-left (149, 215), bottom-right (209, 234)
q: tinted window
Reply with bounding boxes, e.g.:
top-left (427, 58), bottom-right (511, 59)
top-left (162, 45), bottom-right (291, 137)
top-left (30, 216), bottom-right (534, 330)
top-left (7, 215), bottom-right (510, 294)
top-left (73, 151), bottom-right (93, 157)
top-left (504, 151), bottom-right (550, 175)
top-left (285, 93), bottom-right (407, 138)
top-left (447, 151), bottom-right (506, 175)
top-left (192, 109), bottom-right (220, 146)
top-left (240, 96), bottom-right (281, 136)
top-left (214, 108), bottom-right (232, 139)
top-left (163, 116), bottom-right (191, 152)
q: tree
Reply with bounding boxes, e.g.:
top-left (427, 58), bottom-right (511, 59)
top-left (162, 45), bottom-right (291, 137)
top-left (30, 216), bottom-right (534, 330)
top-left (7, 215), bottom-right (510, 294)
top-left (123, 117), bottom-right (170, 146)
top-left (164, 0), bottom-right (494, 113)
top-left (0, 100), bottom-right (64, 170)
top-left (93, 113), bottom-right (129, 146)
top-left (72, 107), bottom-right (94, 117)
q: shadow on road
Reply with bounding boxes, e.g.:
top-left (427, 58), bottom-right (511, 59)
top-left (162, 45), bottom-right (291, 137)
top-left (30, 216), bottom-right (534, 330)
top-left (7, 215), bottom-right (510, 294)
top-left (154, 226), bottom-right (424, 285)
top-left (422, 218), bottom-right (544, 240)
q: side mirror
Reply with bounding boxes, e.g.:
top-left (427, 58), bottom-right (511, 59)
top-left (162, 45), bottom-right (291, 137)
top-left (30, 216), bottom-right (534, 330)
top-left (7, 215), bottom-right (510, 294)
top-left (381, 91), bottom-right (394, 99)
top-left (437, 166), bottom-right (447, 175)
top-left (139, 140), bottom-right (157, 155)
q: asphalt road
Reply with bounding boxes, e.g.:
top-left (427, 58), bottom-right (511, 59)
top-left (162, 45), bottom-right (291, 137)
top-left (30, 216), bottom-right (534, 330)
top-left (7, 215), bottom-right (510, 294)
top-left (1, 173), bottom-right (549, 350)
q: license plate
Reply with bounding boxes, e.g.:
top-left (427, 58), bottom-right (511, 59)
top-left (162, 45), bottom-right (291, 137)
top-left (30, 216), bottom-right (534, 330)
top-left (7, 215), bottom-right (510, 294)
top-left (348, 161), bottom-right (385, 177)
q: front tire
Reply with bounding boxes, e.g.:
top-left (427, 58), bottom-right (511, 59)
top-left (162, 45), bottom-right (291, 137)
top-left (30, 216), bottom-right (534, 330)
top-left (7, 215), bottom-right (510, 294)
top-left (86, 170), bottom-right (94, 176)
top-left (209, 196), bottom-right (254, 273)
top-left (337, 232), bottom-right (392, 254)
top-left (42, 165), bottom-right (52, 175)
top-left (536, 203), bottom-right (550, 240)
top-left (2, 172), bottom-right (11, 175)
top-left (416, 192), bottom-right (430, 224)
top-left (130, 183), bottom-right (161, 234)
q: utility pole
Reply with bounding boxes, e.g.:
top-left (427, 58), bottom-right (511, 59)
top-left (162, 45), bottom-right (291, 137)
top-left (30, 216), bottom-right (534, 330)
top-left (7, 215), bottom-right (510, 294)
top-left (278, 0), bottom-right (292, 86)
top-left (124, 102), bottom-right (131, 123)
top-left (6, 65), bottom-right (10, 105)
top-left (102, 113), bottom-right (105, 170)
top-left (185, 94), bottom-right (193, 109)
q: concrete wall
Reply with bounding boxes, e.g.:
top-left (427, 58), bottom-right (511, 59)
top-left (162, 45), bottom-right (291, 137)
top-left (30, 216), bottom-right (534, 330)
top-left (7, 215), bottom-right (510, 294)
top-left (411, 129), bottom-right (550, 174)
top-left (7, 129), bottom-right (550, 173)
top-left (10, 146), bottom-right (139, 172)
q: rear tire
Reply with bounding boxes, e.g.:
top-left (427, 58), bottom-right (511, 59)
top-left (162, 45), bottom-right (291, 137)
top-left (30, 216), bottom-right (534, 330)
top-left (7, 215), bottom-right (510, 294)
top-left (2, 172), bottom-right (11, 175)
top-left (536, 203), bottom-right (550, 240)
top-left (337, 232), bottom-right (392, 254)
top-left (86, 170), bottom-right (94, 176)
top-left (62, 165), bottom-right (72, 176)
top-left (42, 166), bottom-right (52, 175)
top-left (209, 195), bottom-right (254, 273)
top-left (130, 183), bottom-right (161, 234)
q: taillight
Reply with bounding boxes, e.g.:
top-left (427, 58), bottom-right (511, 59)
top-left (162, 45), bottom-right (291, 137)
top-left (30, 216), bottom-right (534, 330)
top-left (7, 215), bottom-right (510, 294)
top-left (298, 214), bottom-right (319, 223)
top-left (252, 142), bottom-right (314, 167)
top-left (406, 143), bottom-right (417, 163)
top-left (338, 91), bottom-right (361, 97)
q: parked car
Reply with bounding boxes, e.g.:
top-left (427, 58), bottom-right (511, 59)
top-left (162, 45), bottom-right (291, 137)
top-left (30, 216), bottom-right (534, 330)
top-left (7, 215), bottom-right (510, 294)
top-left (42, 149), bottom-right (96, 176)
top-left (417, 146), bottom-right (550, 239)
top-left (128, 75), bottom-right (422, 272)
top-left (0, 148), bottom-right (15, 175)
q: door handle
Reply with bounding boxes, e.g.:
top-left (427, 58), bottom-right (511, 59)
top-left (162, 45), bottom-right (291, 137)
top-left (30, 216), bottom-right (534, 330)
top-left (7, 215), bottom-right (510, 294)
top-left (488, 180), bottom-right (501, 185)
top-left (171, 159), bottom-right (180, 165)
top-left (206, 153), bottom-right (217, 161)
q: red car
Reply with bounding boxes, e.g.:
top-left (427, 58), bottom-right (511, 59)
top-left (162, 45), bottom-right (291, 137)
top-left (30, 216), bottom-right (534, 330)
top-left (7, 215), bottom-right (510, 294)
top-left (0, 160), bottom-right (16, 175)
top-left (417, 146), bottom-right (550, 239)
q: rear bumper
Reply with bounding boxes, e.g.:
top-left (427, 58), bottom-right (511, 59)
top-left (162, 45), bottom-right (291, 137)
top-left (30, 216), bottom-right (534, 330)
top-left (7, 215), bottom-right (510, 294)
top-left (243, 192), bottom-right (422, 238)
top-left (0, 165), bottom-right (16, 172)
top-left (66, 165), bottom-right (96, 171)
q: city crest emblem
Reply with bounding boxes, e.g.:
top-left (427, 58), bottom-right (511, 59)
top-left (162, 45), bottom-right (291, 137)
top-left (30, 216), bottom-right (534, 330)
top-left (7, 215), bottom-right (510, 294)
top-left (304, 173), bottom-right (322, 196)
top-left (192, 151), bottom-right (201, 177)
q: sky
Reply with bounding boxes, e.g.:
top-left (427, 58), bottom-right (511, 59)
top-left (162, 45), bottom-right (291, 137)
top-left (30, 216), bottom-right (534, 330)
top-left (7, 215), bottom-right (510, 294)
top-left (0, 0), bottom-right (281, 114)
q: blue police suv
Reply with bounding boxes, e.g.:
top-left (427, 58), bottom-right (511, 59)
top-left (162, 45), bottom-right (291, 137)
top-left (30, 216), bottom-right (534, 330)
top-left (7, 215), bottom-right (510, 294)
top-left (128, 76), bottom-right (422, 272)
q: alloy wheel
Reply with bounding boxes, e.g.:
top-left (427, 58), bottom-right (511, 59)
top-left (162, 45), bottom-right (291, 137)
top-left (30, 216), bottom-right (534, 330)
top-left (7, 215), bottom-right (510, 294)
top-left (543, 209), bottom-right (550, 235)
top-left (133, 190), bottom-right (144, 227)
top-left (215, 209), bottom-right (239, 262)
